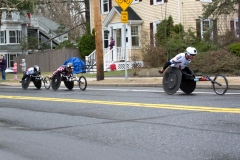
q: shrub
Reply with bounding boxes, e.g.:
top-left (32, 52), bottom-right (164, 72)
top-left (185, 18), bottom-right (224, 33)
top-left (228, 42), bottom-right (240, 57)
top-left (190, 49), bottom-right (240, 75)
top-left (77, 24), bottom-right (95, 58)
top-left (141, 45), bottom-right (167, 68)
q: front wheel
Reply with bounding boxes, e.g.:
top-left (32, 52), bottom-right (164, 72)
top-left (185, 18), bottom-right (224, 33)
top-left (43, 76), bottom-right (50, 90)
top-left (22, 75), bottom-right (31, 90)
top-left (79, 76), bottom-right (87, 91)
top-left (212, 75), bottom-right (228, 95)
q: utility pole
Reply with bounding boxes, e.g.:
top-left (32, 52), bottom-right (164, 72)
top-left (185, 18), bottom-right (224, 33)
top-left (93, 0), bottom-right (104, 81)
top-left (238, 0), bottom-right (240, 37)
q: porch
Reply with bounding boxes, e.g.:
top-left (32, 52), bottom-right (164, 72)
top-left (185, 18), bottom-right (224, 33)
top-left (85, 47), bottom-right (143, 73)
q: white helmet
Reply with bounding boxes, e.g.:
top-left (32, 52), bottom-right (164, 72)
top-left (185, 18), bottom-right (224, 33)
top-left (33, 65), bottom-right (40, 72)
top-left (186, 47), bottom-right (197, 56)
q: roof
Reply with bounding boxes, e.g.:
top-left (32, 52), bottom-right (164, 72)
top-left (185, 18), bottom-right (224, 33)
top-left (114, 6), bottom-right (142, 21)
top-left (34, 15), bottom-right (62, 31)
top-left (103, 6), bottom-right (143, 27)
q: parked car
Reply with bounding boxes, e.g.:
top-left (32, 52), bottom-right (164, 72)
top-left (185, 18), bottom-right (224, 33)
top-left (5, 68), bottom-right (14, 74)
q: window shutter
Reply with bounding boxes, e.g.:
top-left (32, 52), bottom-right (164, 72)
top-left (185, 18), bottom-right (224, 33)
top-left (150, 23), bottom-right (154, 45)
top-left (150, 0), bottom-right (153, 5)
top-left (196, 19), bottom-right (201, 38)
top-left (212, 19), bottom-right (218, 44)
top-left (109, 0), bottom-right (112, 11)
top-left (230, 20), bottom-right (234, 31)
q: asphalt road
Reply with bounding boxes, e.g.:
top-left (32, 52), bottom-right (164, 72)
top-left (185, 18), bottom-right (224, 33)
top-left (0, 86), bottom-right (240, 160)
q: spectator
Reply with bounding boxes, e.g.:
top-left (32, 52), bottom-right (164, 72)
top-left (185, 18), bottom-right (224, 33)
top-left (109, 37), bottom-right (115, 50)
top-left (109, 37), bottom-right (115, 61)
top-left (0, 55), bottom-right (6, 80)
top-left (13, 62), bottom-right (18, 80)
top-left (19, 59), bottom-right (26, 76)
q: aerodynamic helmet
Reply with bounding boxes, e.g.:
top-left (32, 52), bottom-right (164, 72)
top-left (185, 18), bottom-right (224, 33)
top-left (66, 63), bottom-right (74, 69)
top-left (33, 65), bottom-right (40, 72)
top-left (186, 47), bottom-right (197, 56)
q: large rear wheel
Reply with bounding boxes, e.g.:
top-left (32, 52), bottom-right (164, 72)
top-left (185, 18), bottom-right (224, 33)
top-left (212, 75), bottom-right (228, 95)
top-left (22, 75), bottom-right (31, 90)
top-left (51, 74), bottom-right (62, 91)
top-left (162, 67), bottom-right (182, 95)
top-left (79, 76), bottom-right (87, 91)
top-left (180, 67), bottom-right (196, 94)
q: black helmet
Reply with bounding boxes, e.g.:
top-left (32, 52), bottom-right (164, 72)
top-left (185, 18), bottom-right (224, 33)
top-left (33, 65), bottom-right (40, 72)
top-left (66, 63), bottom-right (74, 69)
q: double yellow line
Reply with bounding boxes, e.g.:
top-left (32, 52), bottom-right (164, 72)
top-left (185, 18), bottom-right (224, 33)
top-left (0, 95), bottom-right (240, 114)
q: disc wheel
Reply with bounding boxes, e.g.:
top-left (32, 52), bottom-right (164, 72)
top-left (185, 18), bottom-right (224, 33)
top-left (180, 67), bottom-right (196, 94)
top-left (64, 81), bottom-right (74, 90)
top-left (79, 76), bottom-right (87, 91)
top-left (43, 76), bottom-right (50, 90)
top-left (22, 75), bottom-right (31, 90)
top-left (162, 67), bottom-right (182, 95)
top-left (33, 78), bottom-right (42, 89)
top-left (51, 74), bottom-right (62, 91)
top-left (212, 75), bottom-right (228, 95)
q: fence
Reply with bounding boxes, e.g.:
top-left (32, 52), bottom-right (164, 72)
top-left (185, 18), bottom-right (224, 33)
top-left (13, 48), bottom-right (81, 73)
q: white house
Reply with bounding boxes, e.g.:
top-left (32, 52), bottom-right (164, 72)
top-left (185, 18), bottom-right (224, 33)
top-left (0, 11), bottom-right (68, 69)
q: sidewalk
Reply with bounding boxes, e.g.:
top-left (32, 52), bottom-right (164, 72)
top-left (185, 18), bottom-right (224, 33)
top-left (0, 76), bottom-right (239, 89)
top-left (87, 76), bottom-right (240, 89)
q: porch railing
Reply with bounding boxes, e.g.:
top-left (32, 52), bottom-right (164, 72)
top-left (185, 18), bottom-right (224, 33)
top-left (85, 47), bottom-right (131, 72)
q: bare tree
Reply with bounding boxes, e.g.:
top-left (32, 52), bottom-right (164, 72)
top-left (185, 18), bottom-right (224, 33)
top-left (35, 0), bottom-right (89, 41)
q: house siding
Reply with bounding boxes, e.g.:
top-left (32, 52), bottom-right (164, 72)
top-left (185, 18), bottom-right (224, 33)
top-left (89, 0), bottom-right (239, 64)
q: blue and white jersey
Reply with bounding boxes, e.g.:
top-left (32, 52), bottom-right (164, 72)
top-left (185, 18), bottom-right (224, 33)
top-left (170, 53), bottom-right (191, 70)
top-left (25, 67), bottom-right (35, 75)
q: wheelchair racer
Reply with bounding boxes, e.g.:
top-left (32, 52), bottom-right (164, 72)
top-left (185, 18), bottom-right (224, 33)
top-left (50, 63), bottom-right (74, 79)
top-left (158, 47), bottom-right (197, 74)
top-left (20, 65), bottom-right (41, 82)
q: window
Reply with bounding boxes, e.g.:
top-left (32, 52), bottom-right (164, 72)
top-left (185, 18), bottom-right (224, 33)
top-left (200, 0), bottom-right (212, 2)
top-left (101, 0), bottom-right (109, 14)
top-left (6, 12), bottom-right (12, 20)
top-left (0, 31), bottom-right (6, 43)
top-left (153, 20), bottom-right (160, 46)
top-left (132, 0), bottom-right (139, 4)
top-left (201, 19), bottom-right (212, 38)
top-left (154, 0), bottom-right (164, 5)
top-left (131, 26), bottom-right (139, 47)
top-left (9, 54), bottom-right (16, 68)
top-left (103, 30), bottom-right (109, 48)
top-left (116, 29), bottom-right (121, 47)
top-left (9, 30), bottom-right (22, 43)
top-left (234, 19), bottom-right (239, 37)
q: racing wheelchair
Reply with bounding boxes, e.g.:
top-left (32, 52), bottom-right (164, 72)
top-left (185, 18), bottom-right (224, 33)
top-left (162, 67), bottom-right (228, 95)
top-left (51, 73), bottom-right (87, 91)
top-left (22, 74), bottom-right (50, 90)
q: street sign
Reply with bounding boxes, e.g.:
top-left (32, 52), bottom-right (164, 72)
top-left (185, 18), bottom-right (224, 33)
top-left (121, 11), bottom-right (128, 23)
top-left (115, 0), bottom-right (133, 11)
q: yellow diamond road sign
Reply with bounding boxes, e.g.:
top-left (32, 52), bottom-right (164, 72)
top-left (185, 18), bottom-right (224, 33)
top-left (121, 11), bottom-right (128, 23)
top-left (115, 0), bottom-right (133, 11)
